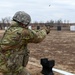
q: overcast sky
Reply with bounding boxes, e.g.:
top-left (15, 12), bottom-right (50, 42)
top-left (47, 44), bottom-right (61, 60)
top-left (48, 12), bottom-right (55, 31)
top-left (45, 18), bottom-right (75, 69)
top-left (0, 0), bottom-right (75, 23)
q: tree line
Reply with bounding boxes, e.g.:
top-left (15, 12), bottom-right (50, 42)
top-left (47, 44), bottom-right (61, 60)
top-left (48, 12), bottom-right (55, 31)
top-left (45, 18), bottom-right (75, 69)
top-left (0, 17), bottom-right (70, 30)
top-left (0, 17), bottom-right (11, 30)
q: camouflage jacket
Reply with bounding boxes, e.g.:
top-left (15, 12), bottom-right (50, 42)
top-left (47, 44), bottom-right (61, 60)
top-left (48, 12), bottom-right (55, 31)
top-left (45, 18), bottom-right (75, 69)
top-left (0, 21), bottom-right (47, 73)
top-left (0, 21), bottom-right (47, 51)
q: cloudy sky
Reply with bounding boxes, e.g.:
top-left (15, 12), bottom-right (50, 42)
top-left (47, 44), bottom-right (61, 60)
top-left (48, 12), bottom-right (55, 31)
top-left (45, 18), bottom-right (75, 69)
top-left (0, 0), bottom-right (75, 23)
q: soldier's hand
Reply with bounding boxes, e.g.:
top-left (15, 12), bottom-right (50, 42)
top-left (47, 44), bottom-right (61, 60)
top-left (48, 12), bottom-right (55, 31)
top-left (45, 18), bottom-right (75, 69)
top-left (45, 25), bottom-right (50, 34)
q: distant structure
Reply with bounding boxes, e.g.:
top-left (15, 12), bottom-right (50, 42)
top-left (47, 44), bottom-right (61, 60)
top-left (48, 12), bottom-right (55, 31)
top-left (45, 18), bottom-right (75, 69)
top-left (37, 25), bottom-right (40, 30)
top-left (70, 25), bottom-right (75, 31)
top-left (57, 26), bottom-right (61, 31)
top-left (28, 26), bottom-right (32, 29)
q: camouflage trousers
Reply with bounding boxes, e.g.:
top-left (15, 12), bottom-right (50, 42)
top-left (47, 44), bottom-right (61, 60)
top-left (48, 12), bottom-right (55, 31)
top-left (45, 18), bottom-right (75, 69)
top-left (3, 67), bottom-right (30, 75)
top-left (0, 48), bottom-right (30, 75)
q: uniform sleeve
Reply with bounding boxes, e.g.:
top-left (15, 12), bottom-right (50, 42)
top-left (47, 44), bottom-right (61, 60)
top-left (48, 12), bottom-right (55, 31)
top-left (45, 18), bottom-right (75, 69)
top-left (22, 29), bottom-right (47, 43)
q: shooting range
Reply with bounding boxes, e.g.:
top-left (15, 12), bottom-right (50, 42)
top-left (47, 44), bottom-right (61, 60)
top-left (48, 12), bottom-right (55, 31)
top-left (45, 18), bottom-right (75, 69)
top-left (0, 0), bottom-right (75, 75)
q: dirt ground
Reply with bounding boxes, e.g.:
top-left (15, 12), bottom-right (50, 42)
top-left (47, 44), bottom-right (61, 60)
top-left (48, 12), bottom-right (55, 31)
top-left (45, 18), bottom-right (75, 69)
top-left (0, 30), bottom-right (75, 75)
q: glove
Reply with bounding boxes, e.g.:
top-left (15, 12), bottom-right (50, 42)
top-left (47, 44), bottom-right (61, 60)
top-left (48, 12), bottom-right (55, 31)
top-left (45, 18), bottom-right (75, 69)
top-left (45, 25), bottom-right (50, 34)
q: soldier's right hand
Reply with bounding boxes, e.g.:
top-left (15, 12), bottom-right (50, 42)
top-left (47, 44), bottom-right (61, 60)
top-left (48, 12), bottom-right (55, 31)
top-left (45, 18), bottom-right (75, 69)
top-left (44, 25), bottom-right (50, 34)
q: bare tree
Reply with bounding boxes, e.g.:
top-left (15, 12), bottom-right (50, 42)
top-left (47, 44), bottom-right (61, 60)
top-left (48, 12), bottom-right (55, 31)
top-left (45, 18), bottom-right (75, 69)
top-left (46, 20), bottom-right (54, 27)
top-left (4, 17), bottom-right (11, 27)
top-left (56, 19), bottom-right (62, 26)
top-left (0, 17), bottom-right (11, 30)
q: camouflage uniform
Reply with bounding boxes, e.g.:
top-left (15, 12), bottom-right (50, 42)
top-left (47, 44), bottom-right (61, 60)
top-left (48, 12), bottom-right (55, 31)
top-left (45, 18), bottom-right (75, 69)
top-left (0, 11), bottom-right (49, 75)
top-left (0, 21), bottom-right (47, 75)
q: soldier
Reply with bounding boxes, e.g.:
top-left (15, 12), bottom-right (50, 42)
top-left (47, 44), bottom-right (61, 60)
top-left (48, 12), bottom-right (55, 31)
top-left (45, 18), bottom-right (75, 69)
top-left (0, 11), bottom-right (50, 75)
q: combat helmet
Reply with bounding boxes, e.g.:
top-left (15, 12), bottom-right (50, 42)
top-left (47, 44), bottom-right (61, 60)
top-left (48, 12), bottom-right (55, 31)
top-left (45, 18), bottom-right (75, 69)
top-left (13, 11), bottom-right (31, 25)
